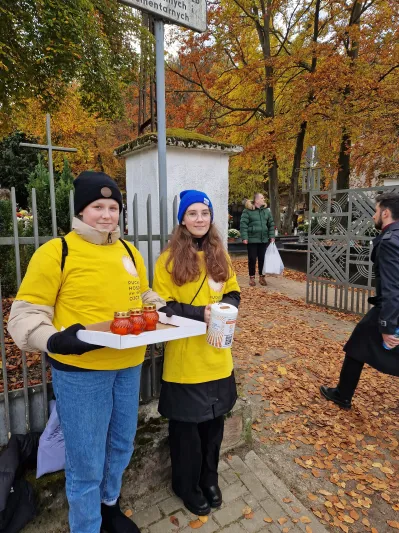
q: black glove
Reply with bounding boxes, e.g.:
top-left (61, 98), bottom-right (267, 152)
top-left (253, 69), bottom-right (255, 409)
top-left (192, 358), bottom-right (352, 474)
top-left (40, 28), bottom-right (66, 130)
top-left (47, 323), bottom-right (103, 356)
top-left (159, 306), bottom-right (176, 318)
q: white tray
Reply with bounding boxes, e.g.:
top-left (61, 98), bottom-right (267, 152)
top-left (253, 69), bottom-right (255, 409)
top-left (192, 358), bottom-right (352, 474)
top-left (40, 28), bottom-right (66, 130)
top-left (76, 312), bottom-right (206, 349)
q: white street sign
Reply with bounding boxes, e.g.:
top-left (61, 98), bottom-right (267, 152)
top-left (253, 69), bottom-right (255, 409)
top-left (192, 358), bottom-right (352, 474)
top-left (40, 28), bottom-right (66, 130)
top-left (119, 0), bottom-right (207, 32)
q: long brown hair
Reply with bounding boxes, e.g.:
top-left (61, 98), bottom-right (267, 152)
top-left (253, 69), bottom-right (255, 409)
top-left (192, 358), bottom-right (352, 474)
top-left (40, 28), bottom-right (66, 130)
top-left (164, 224), bottom-right (232, 286)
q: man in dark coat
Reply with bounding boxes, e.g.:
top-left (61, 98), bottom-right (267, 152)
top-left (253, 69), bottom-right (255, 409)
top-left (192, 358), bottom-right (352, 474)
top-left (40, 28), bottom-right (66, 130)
top-left (240, 193), bottom-right (275, 286)
top-left (320, 192), bottom-right (399, 409)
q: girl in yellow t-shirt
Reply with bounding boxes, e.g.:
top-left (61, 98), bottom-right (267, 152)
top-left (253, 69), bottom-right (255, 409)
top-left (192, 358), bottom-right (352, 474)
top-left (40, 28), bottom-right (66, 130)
top-left (153, 190), bottom-right (240, 516)
top-left (8, 171), bottom-right (165, 533)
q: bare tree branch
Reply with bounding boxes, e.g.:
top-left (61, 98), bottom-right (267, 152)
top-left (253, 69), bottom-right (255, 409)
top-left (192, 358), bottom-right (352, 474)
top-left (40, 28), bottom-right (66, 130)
top-left (378, 64), bottom-right (399, 83)
top-left (224, 48), bottom-right (239, 69)
top-left (167, 63), bottom-right (267, 116)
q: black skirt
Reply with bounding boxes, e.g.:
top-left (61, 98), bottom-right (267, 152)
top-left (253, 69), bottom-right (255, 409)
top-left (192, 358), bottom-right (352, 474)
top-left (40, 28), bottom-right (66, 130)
top-left (344, 306), bottom-right (399, 377)
top-left (158, 372), bottom-right (237, 423)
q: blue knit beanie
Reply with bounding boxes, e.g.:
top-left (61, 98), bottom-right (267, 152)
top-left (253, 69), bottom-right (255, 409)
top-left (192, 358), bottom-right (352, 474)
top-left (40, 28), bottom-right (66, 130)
top-left (177, 190), bottom-right (213, 224)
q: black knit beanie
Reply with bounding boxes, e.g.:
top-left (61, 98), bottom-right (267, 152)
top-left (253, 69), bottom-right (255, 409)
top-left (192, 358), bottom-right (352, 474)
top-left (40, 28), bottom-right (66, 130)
top-left (73, 171), bottom-right (123, 215)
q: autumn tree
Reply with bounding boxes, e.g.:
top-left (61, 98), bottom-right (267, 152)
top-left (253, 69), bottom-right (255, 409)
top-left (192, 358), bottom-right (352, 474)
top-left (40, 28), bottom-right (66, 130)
top-left (3, 86), bottom-right (136, 186)
top-left (0, 0), bottom-right (144, 118)
top-left (166, 0), bottom-right (399, 230)
top-left (166, 0), bottom-right (333, 226)
top-left (333, 0), bottom-right (399, 187)
top-left (296, 0), bottom-right (399, 187)
top-left (166, 0), bottom-right (288, 224)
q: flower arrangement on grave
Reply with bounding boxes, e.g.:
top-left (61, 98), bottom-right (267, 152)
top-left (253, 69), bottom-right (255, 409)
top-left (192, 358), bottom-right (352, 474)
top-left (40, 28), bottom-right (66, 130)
top-left (228, 228), bottom-right (240, 240)
top-left (16, 209), bottom-right (33, 228)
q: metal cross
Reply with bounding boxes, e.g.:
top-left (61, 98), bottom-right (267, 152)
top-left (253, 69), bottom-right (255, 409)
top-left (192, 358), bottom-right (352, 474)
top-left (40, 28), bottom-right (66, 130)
top-left (20, 113), bottom-right (77, 237)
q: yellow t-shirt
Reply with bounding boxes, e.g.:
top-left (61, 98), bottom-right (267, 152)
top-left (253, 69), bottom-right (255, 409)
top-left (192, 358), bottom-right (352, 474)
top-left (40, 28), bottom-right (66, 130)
top-left (153, 251), bottom-right (240, 384)
top-left (16, 231), bottom-right (149, 370)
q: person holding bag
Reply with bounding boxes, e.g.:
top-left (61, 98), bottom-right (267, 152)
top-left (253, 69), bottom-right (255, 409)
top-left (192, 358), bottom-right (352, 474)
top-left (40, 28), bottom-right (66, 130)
top-left (8, 171), bottom-right (166, 533)
top-left (240, 193), bottom-right (275, 286)
top-left (153, 190), bottom-right (240, 516)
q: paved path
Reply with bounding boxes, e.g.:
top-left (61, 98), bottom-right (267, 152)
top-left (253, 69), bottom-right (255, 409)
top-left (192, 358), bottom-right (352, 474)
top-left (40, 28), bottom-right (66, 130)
top-left (132, 451), bottom-right (329, 533)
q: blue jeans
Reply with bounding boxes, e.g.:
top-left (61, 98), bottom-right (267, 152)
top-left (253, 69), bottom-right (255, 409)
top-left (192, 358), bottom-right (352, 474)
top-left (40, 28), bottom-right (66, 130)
top-left (52, 365), bottom-right (142, 533)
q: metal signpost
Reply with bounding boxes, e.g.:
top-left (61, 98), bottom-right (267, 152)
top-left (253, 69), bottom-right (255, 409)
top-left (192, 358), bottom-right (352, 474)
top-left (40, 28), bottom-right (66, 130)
top-left (118, 0), bottom-right (207, 238)
top-left (20, 113), bottom-right (77, 237)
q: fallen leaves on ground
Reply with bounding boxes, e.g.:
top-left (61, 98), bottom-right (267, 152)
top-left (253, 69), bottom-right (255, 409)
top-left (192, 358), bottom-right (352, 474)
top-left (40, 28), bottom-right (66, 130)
top-left (232, 259), bottom-right (399, 533)
top-left (189, 519), bottom-right (204, 529)
top-left (185, 516), bottom-right (207, 529)
top-left (124, 509), bottom-right (133, 517)
top-left (170, 515), bottom-right (179, 527)
top-left (242, 505), bottom-right (253, 519)
top-left (233, 259), bottom-right (307, 283)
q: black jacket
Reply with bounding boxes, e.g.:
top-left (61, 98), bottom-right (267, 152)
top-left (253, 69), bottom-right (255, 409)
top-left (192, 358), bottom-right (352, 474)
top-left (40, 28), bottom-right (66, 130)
top-left (369, 220), bottom-right (399, 334)
top-left (344, 220), bottom-right (399, 376)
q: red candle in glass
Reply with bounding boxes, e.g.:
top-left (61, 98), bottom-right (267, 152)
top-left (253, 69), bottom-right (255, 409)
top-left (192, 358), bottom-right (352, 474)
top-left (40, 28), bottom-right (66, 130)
top-left (110, 311), bottom-right (131, 335)
top-left (129, 308), bottom-right (146, 335)
top-left (143, 303), bottom-right (159, 331)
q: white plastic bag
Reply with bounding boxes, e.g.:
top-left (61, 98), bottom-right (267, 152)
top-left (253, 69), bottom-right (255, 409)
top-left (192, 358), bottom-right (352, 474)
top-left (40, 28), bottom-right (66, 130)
top-left (36, 400), bottom-right (65, 478)
top-left (262, 242), bottom-right (284, 275)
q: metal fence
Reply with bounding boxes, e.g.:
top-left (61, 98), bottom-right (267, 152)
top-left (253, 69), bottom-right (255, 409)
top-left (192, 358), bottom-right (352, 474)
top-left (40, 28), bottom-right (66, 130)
top-left (0, 187), bottom-right (178, 444)
top-left (306, 185), bottom-right (399, 314)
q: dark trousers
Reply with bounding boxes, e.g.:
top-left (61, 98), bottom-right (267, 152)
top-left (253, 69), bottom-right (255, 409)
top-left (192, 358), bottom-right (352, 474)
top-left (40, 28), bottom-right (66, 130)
top-left (338, 355), bottom-right (364, 400)
top-left (247, 242), bottom-right (268, 276)
top-left (169, 416), bottom-right (224, 503)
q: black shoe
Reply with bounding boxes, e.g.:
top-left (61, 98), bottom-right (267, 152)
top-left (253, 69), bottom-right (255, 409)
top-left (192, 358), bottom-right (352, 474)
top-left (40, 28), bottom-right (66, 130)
top-left (101, 499), bottom-right (141, 533)
top-left (320, 386), bottom-right (352, 410)
top-left (172, 485), bottom-right (211, 516)
top-left (202, 485), bottom-right (222, 508)
top-left (182, 495), bottom-right (211, 516)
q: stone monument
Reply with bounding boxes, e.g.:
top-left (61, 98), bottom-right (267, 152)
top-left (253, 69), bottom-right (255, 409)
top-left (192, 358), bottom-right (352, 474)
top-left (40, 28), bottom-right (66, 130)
top-left (115, 128), bottom-right (243, 267)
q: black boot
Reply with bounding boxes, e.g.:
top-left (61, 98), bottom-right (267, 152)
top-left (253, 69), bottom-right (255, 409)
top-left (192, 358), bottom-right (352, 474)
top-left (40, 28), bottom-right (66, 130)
top-left (101, 499), bottom-right (141, 533)
top-left (183, 494), bottom-right (211, 516)
top-left (202, 485), bottom-right (222, 508)
top-left (172, 485), bottom-right (211, 516)
top-left (320, 386), bottom-right (352, 409)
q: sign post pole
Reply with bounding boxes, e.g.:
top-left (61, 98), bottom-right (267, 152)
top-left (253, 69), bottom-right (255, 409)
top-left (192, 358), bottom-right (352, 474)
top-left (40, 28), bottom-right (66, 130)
top-left (154, 19), bottom-right (168, 243)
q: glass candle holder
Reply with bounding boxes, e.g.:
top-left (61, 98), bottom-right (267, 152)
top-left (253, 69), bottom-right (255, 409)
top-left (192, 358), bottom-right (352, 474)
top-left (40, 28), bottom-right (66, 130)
top-left (129, 308), bottom-right (146, 335)
top-left (110, 311), bottom-right (131, 335)
top-left (143, 303), bottom-right (159, 331)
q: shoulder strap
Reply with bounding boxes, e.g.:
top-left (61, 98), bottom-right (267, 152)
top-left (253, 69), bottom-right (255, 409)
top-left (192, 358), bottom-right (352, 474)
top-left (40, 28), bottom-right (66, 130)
top-left (58, 237), bottom-right (136, 272)
top-left (60, 237), bottom-right (68, 272)
top-left (119, 238), bottom-right (136, 267)
top-left (190, 274), bottom-right (207, 305)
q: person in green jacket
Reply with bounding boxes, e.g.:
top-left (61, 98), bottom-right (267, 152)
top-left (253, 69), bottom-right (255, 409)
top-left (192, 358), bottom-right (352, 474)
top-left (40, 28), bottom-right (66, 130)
top-left (240, 192), bottom-right (275, 286)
